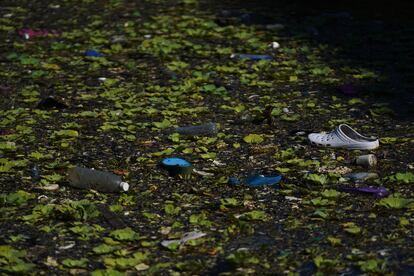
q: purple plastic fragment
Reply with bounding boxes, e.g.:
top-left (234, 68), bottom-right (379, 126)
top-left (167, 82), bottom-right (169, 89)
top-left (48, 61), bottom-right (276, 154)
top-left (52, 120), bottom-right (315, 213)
top-left (339, 186), bottom-right (389, 198)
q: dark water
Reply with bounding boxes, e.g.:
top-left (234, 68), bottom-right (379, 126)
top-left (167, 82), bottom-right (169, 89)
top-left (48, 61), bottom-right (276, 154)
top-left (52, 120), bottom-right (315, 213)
top-left (202, 0), bottom-right (414, 119)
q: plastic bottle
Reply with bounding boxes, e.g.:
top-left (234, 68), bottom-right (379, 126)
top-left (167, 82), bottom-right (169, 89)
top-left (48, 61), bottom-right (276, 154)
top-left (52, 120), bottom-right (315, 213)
top-left (173, 122), bottom-right (218, 136)
top-left (68, 167), bottom-right (129, 193)
top-left (354, 154), bottom-right (377, 168)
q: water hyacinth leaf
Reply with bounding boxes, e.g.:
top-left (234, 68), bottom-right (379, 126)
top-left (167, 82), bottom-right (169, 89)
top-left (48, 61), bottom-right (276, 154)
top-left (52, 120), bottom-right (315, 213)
top-left (238, 210), bottom-right (268, 221)
top-left (0, 142), bottom-right (17, 151)
top-left (62, 258), bottom-right (88, 268)
top-left (342, 222), bottom-right (361, 235)
top-left (358, 259), bottom-right (386, 272)
top-left (305, 174), bottom-right (329, 185)
top-left (92, 244), bottom-right (119, 255)
top-left (313, 209), bottom-right (329, 219)
top-left (377, 197), bottom-right (414, 209)
top-left (387, 172), bottom-right (414, 184)
top-left (243, 134), bottom-right (264, 144)
top-left (51, 130), bottom-right (79, 138)
top-left (109, 228), bottom-right (139, 241)
top-left (0, 190), bottom-right (35, 206)
top-left (327, 236), bottom-right (342, 246)
top-left (321, 189), bottom-right (341, 198)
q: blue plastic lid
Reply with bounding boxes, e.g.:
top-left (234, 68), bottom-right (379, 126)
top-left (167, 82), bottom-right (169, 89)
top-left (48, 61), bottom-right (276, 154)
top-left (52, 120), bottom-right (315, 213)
top-left (161, 157), bottom-right (191, 168)
top-left (245, 175), bottom-right (282, 187)
top-left (85, 50), bottom-right (103, 57)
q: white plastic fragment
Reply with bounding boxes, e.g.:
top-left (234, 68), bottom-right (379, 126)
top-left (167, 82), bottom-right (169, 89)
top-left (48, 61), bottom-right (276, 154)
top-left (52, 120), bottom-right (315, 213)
top-left (58, 241), bottom-right (76, 250)
top-left (285, 196), bottom-right (301, 201)
top-left (270, 41), bottom-right (280, 49)
top-left (161, 231), bottom-right (207, 248)
top-left (193, 169), bottom-right (213, 176)
top-left (38, 184), bottom-right (59, 191)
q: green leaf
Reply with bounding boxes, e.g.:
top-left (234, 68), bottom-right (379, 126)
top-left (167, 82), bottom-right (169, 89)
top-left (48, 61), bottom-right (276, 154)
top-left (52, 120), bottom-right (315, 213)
top-left (380, 137), bottom-right (398, 144)
top-left (313, 209), bottom-right (329, 219)
top-left (0, 190), bottom-right (35, 206)
top-left (308, 197), bottom-right (333, 206)
top-left (92, 244), bottom-right (118, 255)
top-left (0, 142), bottom-right (17, 151)
top-left (200, 152), bottom-right (216, 159)
top-left (387, 172), bottom-right (414, 184)
top-left (348, 98), bottom-right (365, 105)
top-left (220, 198), bottom-right (239, 208)
top-left (305, 174), bottom-right (329, 185)
top-left (153, 119), bottom-right (172, 129)
top-left (51, 130), bottom-right (79, 138)
top-left (109, 228), bottom-right (139, 241)
top-left (321, 189), bottom-right (341, 198)
top-left (189, 212), bottom-right (213, 227)
top-left (343, 222), bottom-right (361, 235)
top-left (226, 250), bottom-right (260, 266)
top-left (29, 151), bottom-right (53, 160)
top-left (358, 259), bottom-right (380, 272)
top-left (238, 210), bottom-right (268, 221)
top-left (62, 258), bottom-right (88, 268)
top-left (164, 203), bottom-right (181, 215)
top-left (243, 134), bottom-right (264, 144)
top-left (327, 236), bottom-right (342, 246)
top-left (377, 197), bottom-right (414, 209)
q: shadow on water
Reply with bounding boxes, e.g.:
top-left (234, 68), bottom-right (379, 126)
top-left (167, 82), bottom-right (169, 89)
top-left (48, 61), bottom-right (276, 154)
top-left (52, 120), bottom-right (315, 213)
top-left (201, 0), bottom-right (414, 120)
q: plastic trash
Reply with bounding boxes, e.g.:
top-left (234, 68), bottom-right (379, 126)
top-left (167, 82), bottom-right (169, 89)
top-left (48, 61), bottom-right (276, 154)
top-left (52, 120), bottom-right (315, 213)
top-left (230, 54), bottom-right (273, 61)
top-left (18, 29), bottom-right (59, 39)
top-left (172, 122), bottom-right (218, 136)
top-left (269, 42), bottom-right (280, 49)
top-left (30, 164), bottom-right (40, 183)
top-left (354, 154), bottom-right (377, 168)
top-left (308, 124), bottom-right (379, 150)
top-left (85, 50), bottom-right (103, 57)
top-left (67, 167), bottom-right (129, 192)
top-left (344, 172), bottom-right (379, 181)
top-left (339, 186), bottom-right (389, 198)
top-left (160, 157), bottom-right (192, 177)
top-left (228, 174), bottom-right (282, 187)
top-left (161, 231), bottom-right (206, 248)
top-left (245, 175), bottom-right (282, 187)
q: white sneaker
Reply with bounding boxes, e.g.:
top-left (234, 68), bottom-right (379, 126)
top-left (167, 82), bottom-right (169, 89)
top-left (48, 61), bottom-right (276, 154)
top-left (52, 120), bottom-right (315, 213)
top-left (308, 124), bottom-right (379, 150)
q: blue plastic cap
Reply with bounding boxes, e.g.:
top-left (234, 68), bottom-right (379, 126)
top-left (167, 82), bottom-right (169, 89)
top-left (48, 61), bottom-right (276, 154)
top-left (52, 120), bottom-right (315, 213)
top-left (161, 157), bottom-right (191, 167)
top-left (85, 50), bottom-right (103, 57)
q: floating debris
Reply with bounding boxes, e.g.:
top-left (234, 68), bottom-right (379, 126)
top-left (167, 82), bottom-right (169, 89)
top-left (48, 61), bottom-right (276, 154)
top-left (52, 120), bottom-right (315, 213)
top-left (161, 231), bottom-right (206, 248)
top-left (229, 174), bottom-right (282, 187)
top-left (230, 54), bottom-right (273, 61)
top-left (68, 167), bottom-right (129, 192)
top-left (339, 186), bottom-right (389, 198)
top-left (160, 157), bottom-right (193, 177)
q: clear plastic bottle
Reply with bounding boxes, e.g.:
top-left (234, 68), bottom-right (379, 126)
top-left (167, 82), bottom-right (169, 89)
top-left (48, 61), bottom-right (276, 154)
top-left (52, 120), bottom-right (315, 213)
top-left (354, 154), bottom-right (377, 168)
top-left (68, 167), bottom-right (129, 193)
top-left (173, 122), bottom-right (218, 136)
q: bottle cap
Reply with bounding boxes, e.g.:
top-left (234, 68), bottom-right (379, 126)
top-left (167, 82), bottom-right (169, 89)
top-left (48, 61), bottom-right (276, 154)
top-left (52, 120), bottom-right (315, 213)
top-left (160, 157), bottom-right (193, 177)
top-left (119, 182), bottom-right (129, 192)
